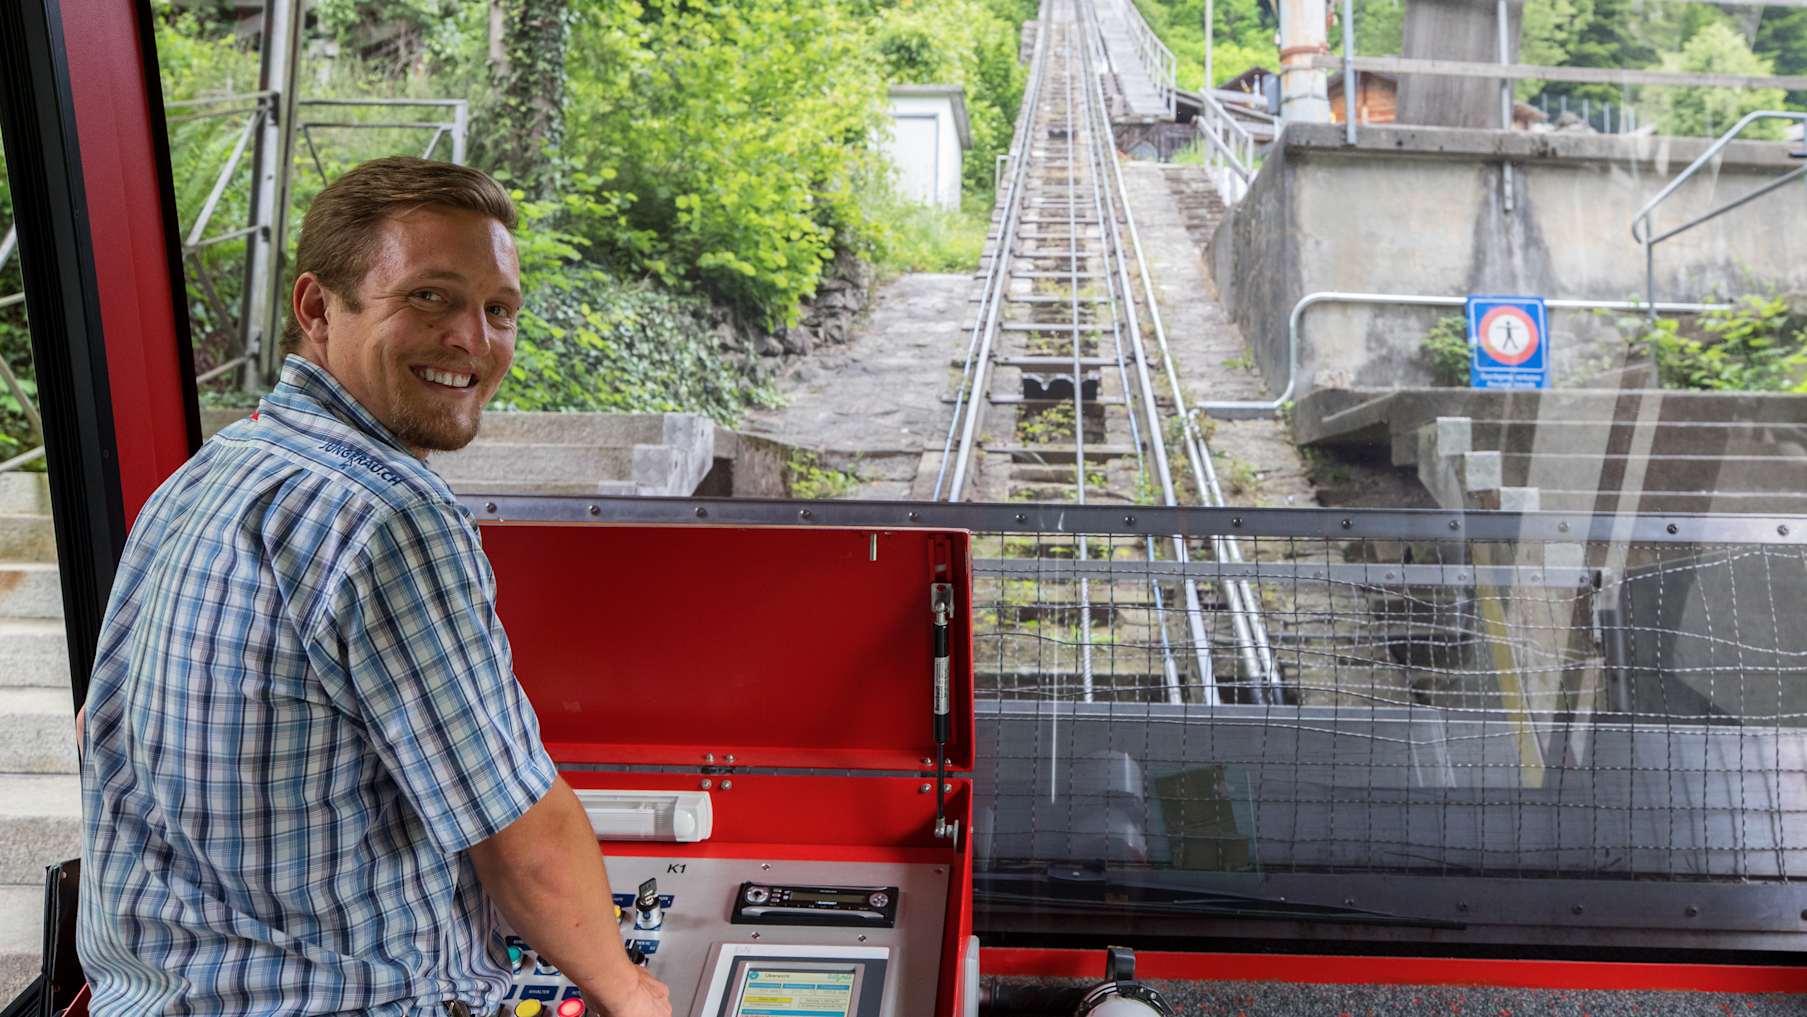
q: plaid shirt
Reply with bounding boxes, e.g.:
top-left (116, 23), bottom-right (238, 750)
top-left (78, 356), bottom-right (557, 1016)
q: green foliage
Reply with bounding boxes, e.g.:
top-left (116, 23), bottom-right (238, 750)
top-left (1639, 295), bottom-right (1807, 392)
top-left (1017, 402), bottom-right (1076, 444)
top-left (870, 192), bottom-right (990, 275)
top-left (1653, 21), bottom-right (1789, 139)
top-left (1423, 315), bottom-right (1471, 387)
top-left (0, 132), bottom-right (38, 464)
top-left (786, 449), bottom-right (862, 499)
top-left (496, 202), bottom-right (777, 422)
top-left (1132, 0), bottom-right (1275, 90)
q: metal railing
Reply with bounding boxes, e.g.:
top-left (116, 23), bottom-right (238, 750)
top-left (1197, 291), bottom-right (1733, 419)
top-left (0, 94), bottom-right (470, 475)
top-left (1107, 0), bottom-right (1177, 117)
top-left (465, 493), bottom-right (1807, 952)
top-left (1630, 110), bottom-right (1807, 316)
top-left (1192, 90), bottom-right (1259, 203)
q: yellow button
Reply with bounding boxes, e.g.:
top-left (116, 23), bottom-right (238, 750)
top-left (613, 904), bottom-right (622, 920)
top-left (515, 1000), bottom-right (544, 1017)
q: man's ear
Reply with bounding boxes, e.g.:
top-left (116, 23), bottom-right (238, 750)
top-left (292, 272), bottom-right (332, 348)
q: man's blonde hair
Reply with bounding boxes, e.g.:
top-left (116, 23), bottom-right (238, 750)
top-left (281, 156), bottom-right (517, 355)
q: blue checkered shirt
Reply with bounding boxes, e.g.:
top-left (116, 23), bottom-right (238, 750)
top-left (78, 356), bottom-right (558, 1016)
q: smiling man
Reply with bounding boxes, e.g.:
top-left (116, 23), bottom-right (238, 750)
top-left (76, 158), bottom-right (670, 1017)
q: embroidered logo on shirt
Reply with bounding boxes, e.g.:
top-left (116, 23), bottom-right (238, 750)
top-left (317, 439), bottom-right (404, 485)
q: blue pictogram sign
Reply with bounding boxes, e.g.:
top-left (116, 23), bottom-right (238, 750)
top-left (1467, 295), bottom-right (1550, 390)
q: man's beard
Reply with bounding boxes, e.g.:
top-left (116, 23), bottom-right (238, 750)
top-left (388, 382), bottom-right (483, 453)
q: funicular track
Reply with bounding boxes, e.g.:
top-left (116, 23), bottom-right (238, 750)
top-left (935, 0), bottom-right (1279, 708)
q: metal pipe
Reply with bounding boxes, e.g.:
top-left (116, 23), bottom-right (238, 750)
top-left (0, 355), bottom-right (43, 440)
top-left (0, 445), bottom-right (46, 474)
top-left (165, 90), bottom-right (279, 110)
top-left (1198, 292), bottom-right (1735, 418)
top-left (937, 9), bottom-right (1051, 501)
top-left (1079, 0), bottom-right (1220, 703)
top-left (0, 293), bottom-right (23, 310)
top-left (451, 100), bottom-right (469, 164)
top-left (295, 97), bottom-right (471, 108)
top-left (1341, 0), bottom-right (1356, 144)
top-left (186, 109), bottom-right (262, 250)
top-left (0, 226), bottom-right (16, 274)
top-left (1646, 163), bottom-right (1807, 246)
top-left (1630, 111), bottom-right (1807, 243)
top-left (1088, 10), bottom-right (1276, 695)
top-left (1497, 0), bottom-right (1515, 214)
top-left (1205, 0), bottom-right (1214, 90)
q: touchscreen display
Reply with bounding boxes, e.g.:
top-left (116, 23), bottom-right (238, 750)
top-left (732, 966), bottom-right (858, 1017)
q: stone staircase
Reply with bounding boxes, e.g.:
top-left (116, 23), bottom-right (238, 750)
top-left (203, 409), bottom-right (720, 498)
top-left (0, 473), bottom-right (78, 1002)
top-left (1163, 163), bottom-right (1231, 252)
top-left (1092, 0), bottom-right (1170, 121)
top-left (1297, 387), bottom-right (1807, 513)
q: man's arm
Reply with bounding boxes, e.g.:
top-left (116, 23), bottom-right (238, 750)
top-left (470, 777), bottom-right (672, 1017)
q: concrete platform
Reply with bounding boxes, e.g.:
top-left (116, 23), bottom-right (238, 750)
top-left (0, 621), bottom-right (69, 689)
top-left (0, 565), bottom-right (62, 621)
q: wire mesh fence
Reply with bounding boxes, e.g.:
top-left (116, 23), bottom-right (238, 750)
top-left (470, 495), bottom-right (1807, 941)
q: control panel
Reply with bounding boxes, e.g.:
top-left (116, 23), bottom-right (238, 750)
top-left (495, 856), bottom-right (950, 1017)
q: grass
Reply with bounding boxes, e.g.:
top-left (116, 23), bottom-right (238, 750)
top-left (872, 192), bottom-right (991, 276)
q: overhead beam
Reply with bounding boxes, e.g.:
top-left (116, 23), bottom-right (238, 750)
top-left (1313, 54), bottom-right (1807, 93)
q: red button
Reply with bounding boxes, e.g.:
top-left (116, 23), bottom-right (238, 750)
top-left (556, 999), bottom-right (586, 1017)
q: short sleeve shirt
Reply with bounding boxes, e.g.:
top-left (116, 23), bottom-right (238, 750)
top-left (77, 356), bottom-right (558, 1016)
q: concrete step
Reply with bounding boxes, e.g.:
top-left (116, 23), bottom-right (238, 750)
top-left (1480, 451), bottom-right (1807, 494)
top-left (0, 689), bottom-right (77, 775)
top-left (0, 475), bottom-right (51, 516)
top-left (0, 621), bottom-right (69, 689)
top-left (1395, 418), bottom-right (1807, 465)
top-left (0, 774), bottom-right (80, 885)
top-left (0, 515), bottom-right (56, 563)
top-left (432, 440), bottom-right (707, 497)
top-left (0, 882), bottom-right (42, 1004)
top-left (0, 564), bottom-right (61, 621)
top-left (1534, 489), bottom-right (1807, 514)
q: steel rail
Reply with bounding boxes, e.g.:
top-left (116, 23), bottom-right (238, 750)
top-left (1078, 0), bottom-right (1279, 699)
top-left (935, 7), bottom-right (1051, 501)
top-left (1074, 0), bottom-right (1220, 704)
top-left (1061, 34), bottom-right (1098, 701)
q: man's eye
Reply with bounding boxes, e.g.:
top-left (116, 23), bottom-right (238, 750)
top-left (488, 304), bottom-right (517, 321)
top-left (412, 290), bottom-right (446, 304)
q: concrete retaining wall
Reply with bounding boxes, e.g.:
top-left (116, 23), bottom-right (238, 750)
top-left (1211, 123), bottom-right (1807, 397)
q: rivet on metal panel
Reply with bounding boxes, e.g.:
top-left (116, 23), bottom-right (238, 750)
top-left (1572, 904), bottom-right (1585, 915)
top-left (1557, 521), bottom-right (1570, 533)
top-left (695, 506), bottom-right (707, 518)
top-left (921, 758), bottom-right (934, 767)
top-left (1343, 898), bottom-right (1355, 906)
top-left (908, 511), bottom-right (920, 521)
top-left (700, 779), bottom-right (713, 790)
top-left (933, 868), bottom-right (944, 876)
top-left (1686, 906), bottom-right (1700, 918)
top-left (1341, 518), bottom-right (1352, 530)
top-left (1123, 515), bottom-right (1134, 525)
top-left (919, 783), bottom-right (932, 793)
top-left (857, 935), bottom-right (868, 943)
top-left (800, 509), bottom-right (813, 520)
top-left (1456, 901), bottom-right (1470, 912)
top-left (1667, 523), bottom-right (1679, 535)
top-left (721, 780), bottom-right (732, 790)
top-left (1015, 513), bottom-right (1027, 523)
top-left (484, 501), bottom-right (497, 513)
top-left (1800, 908), bottom-right (1807, 921)
top-left (762, 863), bottom-right (772, 871)
top-left (588, 504), bottom-right (600, 516)
top-left (942, 783), bottom-right (952, 793)
top-left (1449, 519), bottom-right (1460, 531)
top-left (751, 932), bottom-right (761, 940)
top-left (1781, 525), bottom-right (1792, 537)
top-left (725, 755), bottom-right (736, 764)
top-left (705, 753), bottom-right (715, 763)
top-left (1231, 517), bottom-right (1242, 528)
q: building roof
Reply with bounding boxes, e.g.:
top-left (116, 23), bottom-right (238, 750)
top-left (888, 85), bottom-right (973, 150)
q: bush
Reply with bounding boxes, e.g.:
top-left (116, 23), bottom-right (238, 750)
top-left (1640, 295), bottom-right (1807, 391)
top-left (1423, 315), bottom-right (1471, 387)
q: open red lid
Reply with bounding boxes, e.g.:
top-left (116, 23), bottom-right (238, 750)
top-left (478, 523), bottom-right (974, 772)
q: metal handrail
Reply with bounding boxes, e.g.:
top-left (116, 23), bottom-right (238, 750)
top-left (1193, 90), bottom-right (1259, 202)
top-left (1197, 291), bottom-right (1733, 418)
top-left (1629, 110), bottom-right (1807, 314)
top-left (1112, 0), bottom-right (1177, 117)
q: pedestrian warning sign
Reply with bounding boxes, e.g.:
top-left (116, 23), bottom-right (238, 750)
top-left (1467, 295), bottom-right (1549, 390)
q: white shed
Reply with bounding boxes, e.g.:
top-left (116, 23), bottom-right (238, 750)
top-left (883, 85), bottom-right (973, 210)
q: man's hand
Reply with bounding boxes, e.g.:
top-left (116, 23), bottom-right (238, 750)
top-left (590, 965), bottom-right (672, 1017)
top-left (469, 778), bottom-right (672, 1013)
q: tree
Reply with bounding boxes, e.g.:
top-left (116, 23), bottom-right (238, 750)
top-left (1755, 7), bottom-right (1807, 106)
top-left (485, 0), bottom-right (569, 200)
top-left (1654, 20), bottom-right (1787, 139)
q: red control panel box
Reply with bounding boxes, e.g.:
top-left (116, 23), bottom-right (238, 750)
top-left (480, 523), bottom-right (976, 1017)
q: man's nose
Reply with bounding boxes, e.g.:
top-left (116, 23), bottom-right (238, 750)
top-left (442, 302), bottom-right (491, 356)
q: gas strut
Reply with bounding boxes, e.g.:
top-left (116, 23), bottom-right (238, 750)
top-left (931, 582), bottom-right (957, 842)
